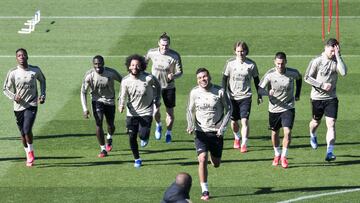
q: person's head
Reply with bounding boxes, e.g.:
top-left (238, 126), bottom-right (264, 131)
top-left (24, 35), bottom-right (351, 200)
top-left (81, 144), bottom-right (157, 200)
top-left (274, 52), bottom-right (287, 74)
top-left (125, 54), bottom-right (147, 76)
top-left (175, 172), bottom-right (192, 194)
top-left (196, 67), bottom-right (211, 89)
top-left (324, 38), bottom-right (339, 59)
top-left (92, 55), bottom-right (105, 74)
top-left (16, 48), bottom-right (28, 66)
top-left (158, 32), bottom-right (170, 55)
top-left (233, 41), bottom-right (249, 60)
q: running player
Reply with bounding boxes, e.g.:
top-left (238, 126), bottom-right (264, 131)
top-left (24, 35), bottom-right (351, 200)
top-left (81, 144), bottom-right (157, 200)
top-left (3, 48), bottom-right (46, 167)
top-left (81, 55), bottom-right (122, 157)
top-left (187, 68), bottom-right (232, 200)
top-left (258, 52), bottom-right (302, 168)
top-left (304, 38), bottom-right (347, 162)
top-left (145, 32), bottom-right (183, 143)
top-left (118, 54), bottom-right (161, 168)
top-left (222, 41), bottom-right (262, 153)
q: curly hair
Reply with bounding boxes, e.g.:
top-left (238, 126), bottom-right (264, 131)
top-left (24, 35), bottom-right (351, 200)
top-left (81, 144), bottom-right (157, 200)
top-left (125, 54), bottom-right (147, 72)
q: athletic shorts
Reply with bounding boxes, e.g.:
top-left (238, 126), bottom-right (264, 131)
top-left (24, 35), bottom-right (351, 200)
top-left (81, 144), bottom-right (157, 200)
top-left (311, 98), bottom-right (338, 120)
top-left (268, 109), bottom-right (295, 131)
top-left (92, 101), bottom-right (115, 127)
top-left (162, 88), bottom-right (176, 108)
top-left (126, 116), bottom-right (153, 140)
top-left (230, 97), bottom-right (252, 120)
top-left (14, 106), bottom-right (38, 136)
top-left (194, 131), bottom-right (223, 158)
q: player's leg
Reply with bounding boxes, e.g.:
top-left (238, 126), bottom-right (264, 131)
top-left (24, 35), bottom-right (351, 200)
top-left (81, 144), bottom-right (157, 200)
top-left (163, 88), bottom-right (176, 143)
top-left (324, 98), bottom-right (338, 161)
top-left (194, 131), bottom-right (210, 200)
top-left (309, 99), bottom-right (324, 149)
top-left (230, 99), bottom-right (241, 149)
top-left (92, 102), bottom-right (107, 157)
top-left (239, 98), bottom-right (252, 152)
top-left (269, 112), bottom-right (281, 166)
top-left (138, 116), bottom-right (152, 148)
top-left (280, 109), bottom-right (295, 168)
top-left (104, 104), bottom-right (116, 152)
top-left (126, 117), bottom-right (141, 167)
top-left (22, 107), bottom-right (38, 166)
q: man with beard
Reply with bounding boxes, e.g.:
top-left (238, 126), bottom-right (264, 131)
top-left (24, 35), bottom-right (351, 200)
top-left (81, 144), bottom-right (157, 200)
top-left (81, 55), bottom-right (122, 157)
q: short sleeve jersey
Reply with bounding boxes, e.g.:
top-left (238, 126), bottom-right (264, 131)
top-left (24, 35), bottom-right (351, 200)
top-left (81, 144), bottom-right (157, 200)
top-left (3, 65), bottom-right (46, 111)
top-left (145, 48), bottom-right (182, 90)
top-left (304, 53), bottom-right (340, 100)
top-left (223, 57), bottom-right (259, 100)
top-left (187, 84), bottom-right (231, 132)
top-left (81, 67), bottom-right (122, 106)
top-left (259, 67), bottom-right (301, 113)
top-left (119, 72), bottom-right (158, 117)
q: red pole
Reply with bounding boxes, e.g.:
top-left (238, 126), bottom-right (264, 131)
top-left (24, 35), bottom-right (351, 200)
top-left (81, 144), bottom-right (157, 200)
top-left (322, 0), bottom-right (325, 41)
top-left (336, 0), bottom-right (340, 42)
top-left (327, 0), bottom-right (333, 34)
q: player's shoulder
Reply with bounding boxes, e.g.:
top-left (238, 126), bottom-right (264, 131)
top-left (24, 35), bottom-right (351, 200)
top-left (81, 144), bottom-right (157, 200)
top-left (265, 68), bottom-right (276, 75)
top-left (105, 67), bottom-right (121, 75)
top-left (146, 47), bottom-right (158, 55)
top-left (245, 57), bottom-right (257, 65)
top-left (168, 49), bottom-right (181, 59)
top-left (225, 56), bottom-right (237, 64)
top-left (28, 64), bottom-right (41, 71)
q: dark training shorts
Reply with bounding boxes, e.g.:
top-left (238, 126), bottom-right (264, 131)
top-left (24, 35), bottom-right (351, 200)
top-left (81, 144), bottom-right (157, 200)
top-left (162, 88), bottom-right (176, 108)
top-left (268, 109), bottom-right (295, 131)
top-left (14, 106), bottom-right (38, 136)
top-left (311, 98), bottom-right (338, 120)
top-left (230, 97), bottom-right (252, 120)
top-left (92, 101), bottom-right (116, 127)
top-left (194, 131), bottom-right (223, 158)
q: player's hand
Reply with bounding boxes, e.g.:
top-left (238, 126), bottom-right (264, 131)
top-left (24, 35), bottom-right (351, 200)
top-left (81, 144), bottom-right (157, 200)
top-left (39, 95), bottom-right (45, 104)
top-left (167, 73), bottom-right (174, 81)
top-left (118, 106), bottom-right (124, 113)
top-left (14, 94), bottom-right (21, 103)
top-left (216, 127), bottom-right (226, 137)
top-left (186, 127), bottom-right (194, 134)
top-left (257, 95), bottom-right (263, 105)
top-left (334, 44), bottom-right (341, 57)
top-left (83, 110), bottom-right (90, 119)
top-left (321, 83), bottom-right (332, 91)
top-left (269, 89), bottom-right (275, 96)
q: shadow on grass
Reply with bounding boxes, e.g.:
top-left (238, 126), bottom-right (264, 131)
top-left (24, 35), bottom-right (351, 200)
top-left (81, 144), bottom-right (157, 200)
top-left (210, 185), bottom-right (360, 199)
top-left (0, 156), bottom-right (83, 162)
top-left (0, 132), bottom-right (128, 141)
top-left (36, 160), bottom-right (125, 168)
top-left (291, 158), bottom-right (360, 168)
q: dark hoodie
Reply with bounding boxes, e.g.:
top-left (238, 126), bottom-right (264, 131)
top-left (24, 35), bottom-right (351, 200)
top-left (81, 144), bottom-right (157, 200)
top-left (161, 182), bottom-right (190, 203)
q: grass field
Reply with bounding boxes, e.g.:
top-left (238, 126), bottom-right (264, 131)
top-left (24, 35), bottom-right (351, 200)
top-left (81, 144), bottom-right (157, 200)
top-left (1, 0), bottom-right (360, 202)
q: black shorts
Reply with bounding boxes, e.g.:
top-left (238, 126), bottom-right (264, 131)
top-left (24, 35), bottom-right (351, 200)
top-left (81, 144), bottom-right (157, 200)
top-left (14, 106), bottom-right (38, 136)
top-left (91, 101), bottom-right (115, 127)
top-left (311, 98), bottom-right (338, 120)
top-left (231, 97), bottom-right (252, 120)
top-left (162, 88), bottom-right (176, 108)
top-left (269, 109), bottom-right (295, 131)
top-left (126, 116), bottom-right (153, 140)
top-left (194, 131), bottom-right (223, 158)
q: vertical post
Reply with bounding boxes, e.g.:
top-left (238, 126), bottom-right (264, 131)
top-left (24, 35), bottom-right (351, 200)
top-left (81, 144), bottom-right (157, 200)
top-left (327, 0), bottom-right (333, 34)
top-left (322, 0), bottom-right (325, 41)
top-left (336, 0), bottom-right (340, 42)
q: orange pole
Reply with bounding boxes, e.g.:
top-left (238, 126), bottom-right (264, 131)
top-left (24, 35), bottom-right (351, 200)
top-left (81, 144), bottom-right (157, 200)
top-left (336, 0), bottom-right (340, 41)
top-left (327, 0), bottom-right (333, 34)
top-left (322, 0), bottom-right (325, 41)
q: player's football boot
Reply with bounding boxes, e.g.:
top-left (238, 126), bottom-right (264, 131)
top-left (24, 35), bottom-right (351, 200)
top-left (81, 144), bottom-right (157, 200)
top-left (310, 136), bottom-right (318, 149)
top-left (325, 152), bottom-right (336, 162)
top-left (272, 156), bottom-right (281, 166)
top-left (240, 144), bottom-right (248, 153)
top-left (134, 159), bottom-right (142, 168)
top-left (106, 138), bottom-right (113, 152)
top-left (200, 191), bottom-right (210, 201)
top-left (233, 139), bottom-right (240, 149)
top-left (98, 150), bottom-right (108, 158)
top-left (140, 139), bottom-right (149, 147)
top-left (165, 133), bottom-right (172, 143)
top-left (281, 156), bottom-right (289, 168)
top-left (155, 125), bottom-right (162, 140)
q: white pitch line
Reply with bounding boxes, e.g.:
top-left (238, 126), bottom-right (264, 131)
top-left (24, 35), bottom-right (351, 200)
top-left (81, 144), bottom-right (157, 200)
top-left (0, 55), bottom-right (359, 58)
top-left (278, 188), bottom-right (360, 203)
top-left (1, 16), bottom-right (360, 19)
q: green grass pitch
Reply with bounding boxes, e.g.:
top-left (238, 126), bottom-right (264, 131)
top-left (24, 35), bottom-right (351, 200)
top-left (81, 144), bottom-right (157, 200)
top-left (1, 0), bottom-right (360, 202)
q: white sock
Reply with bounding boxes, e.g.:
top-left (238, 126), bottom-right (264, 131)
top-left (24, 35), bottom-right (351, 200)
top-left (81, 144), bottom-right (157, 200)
top-left (281, 148), bottom-right (288, 157)
top-left (27, 143), bottom-right (33, 152)
top-left (310, 132), bottom-right (317, 138)
top-left (24, 147), bottom-right (29, 153)
top-left (241, 137), bottom-right (248, 146)
top-left (200, 182), bottom-right (209, 193)
top-left (100, 145), bottom-right (106, 151)
top-left (166, 130), bottom-right (172, 135)
top-left (156, 122), bottom-right (162, 127)
top-left (327, 144), bottom-right (334, 154)
top-left (234, 132), bottom-right (240, 140)
top-left (107, 133), bottom-right (112, 140)
top-left (274, 147), bottom-right (281, 157)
